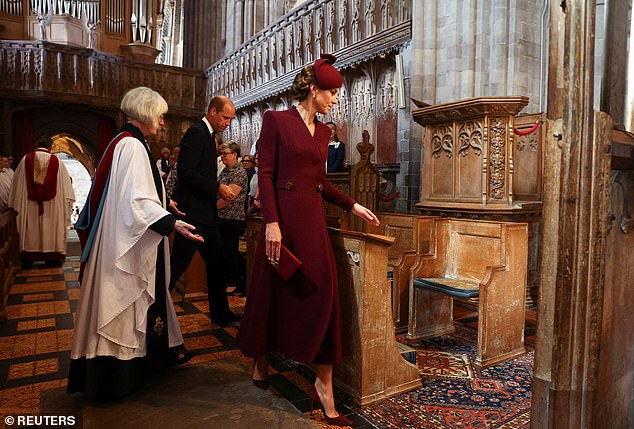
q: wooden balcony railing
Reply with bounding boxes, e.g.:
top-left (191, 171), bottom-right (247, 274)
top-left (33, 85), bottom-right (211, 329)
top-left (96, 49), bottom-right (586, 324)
top-left (0, 40), bottom-right (207, 115)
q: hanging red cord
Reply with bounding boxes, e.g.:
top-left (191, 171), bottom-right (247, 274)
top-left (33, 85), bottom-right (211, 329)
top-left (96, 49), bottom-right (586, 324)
top-left (513, 121), bottom-right (540, 136)
top-left (378, 191), bottom-right (399, 202)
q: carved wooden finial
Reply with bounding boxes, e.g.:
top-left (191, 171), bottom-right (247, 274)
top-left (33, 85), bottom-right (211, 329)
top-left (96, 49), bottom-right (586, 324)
top-left (356, 130), bottom-right (374, 161)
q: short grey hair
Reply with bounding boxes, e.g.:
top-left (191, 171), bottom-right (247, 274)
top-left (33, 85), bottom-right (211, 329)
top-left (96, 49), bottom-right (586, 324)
top-left (120, 87), bottom-right (168, 129)
top-left (219, 140), bottom-right (241, 157)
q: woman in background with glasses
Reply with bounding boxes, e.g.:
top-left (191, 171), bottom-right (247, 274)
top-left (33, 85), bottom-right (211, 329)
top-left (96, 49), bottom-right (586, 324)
top-left (217, 141), bottom-right (248, 296)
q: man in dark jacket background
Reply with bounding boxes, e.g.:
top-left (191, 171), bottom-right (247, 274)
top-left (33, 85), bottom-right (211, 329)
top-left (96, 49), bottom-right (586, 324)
top-left (170, 96), bottom-right (241, 326)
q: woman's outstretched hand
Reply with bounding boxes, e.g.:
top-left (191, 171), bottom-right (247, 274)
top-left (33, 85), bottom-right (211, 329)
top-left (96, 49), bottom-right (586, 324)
top-left (351, 203), bottom-right (380, 227)
top-left (265, 222), bottom-right (282, 262)
top-left (174, 220), bottom-right (205, 242)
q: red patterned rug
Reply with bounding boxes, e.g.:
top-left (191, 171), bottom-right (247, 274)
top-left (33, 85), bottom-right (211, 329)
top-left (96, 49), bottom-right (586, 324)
top-left (357, 327), bottom-right (533, 428)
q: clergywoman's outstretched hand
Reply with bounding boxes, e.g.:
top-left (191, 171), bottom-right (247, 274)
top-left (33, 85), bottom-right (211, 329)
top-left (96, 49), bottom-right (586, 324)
top-left (169, 199), bottom-right (186, 217)
top-left (351, 203), bottom-right (380, 227)
top-left (174, 220), bottom-right (205, 242)
top-left (265, 222), bottom-right (282, 262)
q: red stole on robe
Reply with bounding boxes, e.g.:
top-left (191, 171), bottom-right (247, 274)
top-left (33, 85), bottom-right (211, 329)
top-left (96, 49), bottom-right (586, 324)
top-left (24, 150), bottom-right (59, 215)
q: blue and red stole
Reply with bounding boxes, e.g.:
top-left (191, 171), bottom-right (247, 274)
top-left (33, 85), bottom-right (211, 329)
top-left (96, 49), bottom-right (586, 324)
top-left (75, 130), bottom-right (133, 279)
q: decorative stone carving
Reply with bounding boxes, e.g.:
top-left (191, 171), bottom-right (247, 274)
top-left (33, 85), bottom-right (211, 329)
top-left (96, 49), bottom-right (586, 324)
top-left (377, 68), bottom-right (396, 117)
top-left (269, 36), bottom-right (276, 78)
top-left (365, 0), bottom-right (376, 37)
top-left (252, 113), bottom-right (262, 144)
top-left (304, 13), bottom-right (312, 63)
top-left (381, 0), bottom-right (392, 30)
top-left (315, 6), bottom-right (323, 57)
top-left (286, 24), bottom-right (294, 71)
top-left (328, 1), bottom-right (336, 53)
top-left (294, 19), bottom-right (302, 68)
top-left (351, 76), bottom-right (373, 126)
top-left (329, 84), bottom-right (347, 123)
top-left (351, 2), bottom-right (360, 44)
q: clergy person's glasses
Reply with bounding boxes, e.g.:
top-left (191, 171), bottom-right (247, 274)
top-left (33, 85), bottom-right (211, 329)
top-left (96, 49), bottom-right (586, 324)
top-left (220, 151), bottom-right (234, 156)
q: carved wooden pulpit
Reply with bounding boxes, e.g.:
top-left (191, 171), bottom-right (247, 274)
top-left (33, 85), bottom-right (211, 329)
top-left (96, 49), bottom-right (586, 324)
top-left (412, 97), bottom-right (541, 213)
top-left (328, 228), bottom-right (421, 406)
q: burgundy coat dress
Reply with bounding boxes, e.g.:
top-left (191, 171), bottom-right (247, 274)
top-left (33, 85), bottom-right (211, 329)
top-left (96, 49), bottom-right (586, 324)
top-left (237, 107), bottom-right (355, 364)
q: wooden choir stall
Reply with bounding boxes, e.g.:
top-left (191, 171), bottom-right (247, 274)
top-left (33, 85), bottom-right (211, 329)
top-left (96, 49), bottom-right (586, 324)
top-left (328, 228), bottom-right (420, 406)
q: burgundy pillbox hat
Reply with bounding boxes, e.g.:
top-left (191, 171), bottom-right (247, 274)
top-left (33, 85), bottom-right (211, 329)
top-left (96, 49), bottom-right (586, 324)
top-left (314, 53), bottom-right (343, 89)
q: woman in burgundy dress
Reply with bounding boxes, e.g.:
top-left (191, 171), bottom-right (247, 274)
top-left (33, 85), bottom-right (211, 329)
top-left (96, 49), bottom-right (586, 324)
top-left (237, 54), bottom-right (379, 426)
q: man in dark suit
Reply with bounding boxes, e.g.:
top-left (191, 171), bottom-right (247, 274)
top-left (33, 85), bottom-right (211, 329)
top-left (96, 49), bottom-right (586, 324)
top-left (170, 96), bottom-right (240, 326)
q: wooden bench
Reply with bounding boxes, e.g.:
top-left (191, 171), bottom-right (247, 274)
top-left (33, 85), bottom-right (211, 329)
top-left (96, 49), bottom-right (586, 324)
top-left (365, 213), bottom-right (435, 333)
top-left (0, 210), bottom-right (20, 322)
top-left (407, 218), bottom-right (528, 368)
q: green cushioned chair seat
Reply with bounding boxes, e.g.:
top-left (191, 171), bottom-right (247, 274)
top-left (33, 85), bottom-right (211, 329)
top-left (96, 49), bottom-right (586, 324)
top-left (413, 277), bottom-right (480, 299)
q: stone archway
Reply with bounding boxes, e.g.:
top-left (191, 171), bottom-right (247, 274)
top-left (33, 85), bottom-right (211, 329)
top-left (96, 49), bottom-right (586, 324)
top-left (15, 106), bottom-right (118, 177)
top-left (50, 132), bottom-right (96, 178)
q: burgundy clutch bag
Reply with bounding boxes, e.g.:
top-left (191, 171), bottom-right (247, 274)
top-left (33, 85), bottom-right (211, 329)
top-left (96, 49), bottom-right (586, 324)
top-left (269, 245), bottom-right (302, 280)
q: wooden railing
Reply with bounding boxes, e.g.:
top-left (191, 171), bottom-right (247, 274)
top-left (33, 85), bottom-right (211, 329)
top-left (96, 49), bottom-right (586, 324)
top-left (0, 40), bottom-right (207, 115)
top-left (206, 0), bottom-right (412, 108)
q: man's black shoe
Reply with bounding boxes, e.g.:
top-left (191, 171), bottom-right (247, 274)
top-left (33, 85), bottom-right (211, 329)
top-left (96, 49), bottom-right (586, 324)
top-left (212, 313), bottom-right (242, 327)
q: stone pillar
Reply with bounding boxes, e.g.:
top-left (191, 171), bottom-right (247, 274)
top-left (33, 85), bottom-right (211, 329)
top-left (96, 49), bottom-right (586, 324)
top-left (396, 1), bottom-right (425, 211)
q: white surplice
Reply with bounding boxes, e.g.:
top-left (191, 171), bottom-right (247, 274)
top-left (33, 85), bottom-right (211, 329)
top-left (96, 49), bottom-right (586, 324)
top-left (71, 137), bottom-right (183, 360)
top-left (0, 168), bottom-right (14, 213)
top-left (8, 150), bottom-right (75, 253)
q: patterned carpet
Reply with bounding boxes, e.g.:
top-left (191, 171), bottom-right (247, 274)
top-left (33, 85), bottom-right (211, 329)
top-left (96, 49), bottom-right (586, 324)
top-left (0, 257), bottom-right (535, 428)
top-left (357, 329), bottom-right (533, 428)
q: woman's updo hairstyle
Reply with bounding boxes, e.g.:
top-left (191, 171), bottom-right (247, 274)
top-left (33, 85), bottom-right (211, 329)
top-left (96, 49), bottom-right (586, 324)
top-left (291, 53), bottom-right (342, 101)
top-left (291, 66), bottom-right (317, 101)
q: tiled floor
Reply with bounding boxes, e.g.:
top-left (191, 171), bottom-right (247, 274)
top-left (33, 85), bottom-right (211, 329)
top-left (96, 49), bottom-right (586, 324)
top-left (0, 257), bottom-right (537, 428)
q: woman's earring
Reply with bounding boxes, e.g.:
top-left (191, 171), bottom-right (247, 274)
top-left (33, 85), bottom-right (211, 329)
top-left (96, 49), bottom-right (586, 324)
top-left (313, 93), bottom-right (316, 99)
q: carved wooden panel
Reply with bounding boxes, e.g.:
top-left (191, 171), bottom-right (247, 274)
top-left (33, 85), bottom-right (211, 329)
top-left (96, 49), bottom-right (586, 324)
top-left (413, 97), bottom-right (539, 213)
top-left (488, 117), bottom-right (507, 201)
top-left (595, 170), bottom-right (634, 428)
top-left (456, 120), bottom-right (483, 201)
top-left (514, 113), bottom-right (544, 202)
top-left (429, 125), bottom-right (453, 199)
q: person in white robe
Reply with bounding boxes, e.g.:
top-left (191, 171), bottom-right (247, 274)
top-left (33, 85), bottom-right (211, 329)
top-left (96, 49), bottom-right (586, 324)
top-left (8, 139), bottom-right (75, 267)
top-left (0, 154), bottom-right (14, 213)
top-left (68, 87), bottom-right (203, 398)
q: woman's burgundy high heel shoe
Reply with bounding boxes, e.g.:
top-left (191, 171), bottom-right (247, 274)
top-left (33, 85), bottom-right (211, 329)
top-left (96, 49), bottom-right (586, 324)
top-left (308, 385), bottom-right (352, 427)
top-left (252, 364), bottom-right (269, 390)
